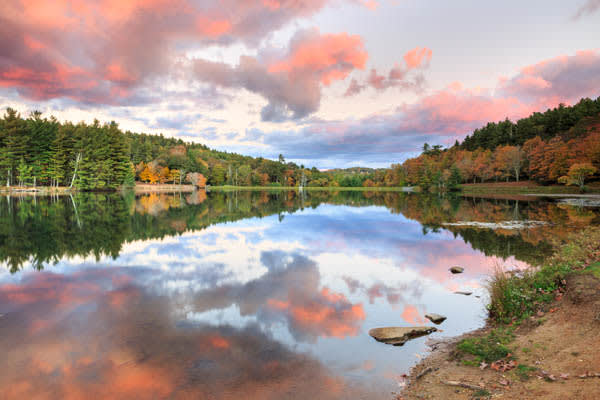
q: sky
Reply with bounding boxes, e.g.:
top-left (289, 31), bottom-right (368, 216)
top-left (1, 0), bottom-right (599, 168)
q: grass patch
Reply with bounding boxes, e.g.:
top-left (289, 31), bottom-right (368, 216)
top-left (486, 264), bottom-right (569, 324)
top-left (514, 364), bottom-right (537, 381)
top-left (457, 328), bottom-right (514, 363)
top-left (454, 229), bottom-right (599, 372)
top-left (473, 388), bottom-right (491, 398)
top-left (584, 262), bottom-right (600, 279)
top-left (459, 182), bottom-right (600, 195)
top-left (487, 227), bottom-right (600, 324)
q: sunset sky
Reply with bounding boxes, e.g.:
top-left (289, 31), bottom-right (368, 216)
top-left (1, 0), bottom-right (599, 168)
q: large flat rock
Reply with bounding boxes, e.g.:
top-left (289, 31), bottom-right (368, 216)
top-left (368, 326), bottom-right (437, 346)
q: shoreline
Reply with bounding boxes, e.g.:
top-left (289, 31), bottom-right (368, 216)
top-left (459, 181), bottom-right (600, 195)
top-left (399, 229), bottom-right (600, 400)
top-left (2, 182), bottom-right (600, 198)
top-left (400, 276), bottom-right (600, 399)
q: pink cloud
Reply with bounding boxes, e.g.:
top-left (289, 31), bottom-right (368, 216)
top-left (498, 50), bottom-right (600, 105)
top-left (361, 0), bottom-right (379, 10)
top-left (344, 47), bottom-right (431, 96)
top-left (0, 0), bottom-right (353, 105)
top-left (403, 47), bottom-right (433, 69)
top-left (392, 49), bottom-right (600, 136)
top-left (268, 31), bottom-right (367, 85)
top-left (194, 29), bottom-right (368, 120)
top-left (397, 85), bottom-right (534, 135)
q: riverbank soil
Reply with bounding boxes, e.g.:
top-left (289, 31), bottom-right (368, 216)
top-left (400, 272), bottom-right (600, 400)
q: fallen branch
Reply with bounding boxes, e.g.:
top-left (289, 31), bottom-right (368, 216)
top-left (416, 367), bottom-right (433, 380)
top-left (442, 380), bottom-right (483, 391)
top-left (578, 372), bottom-right (600, 379)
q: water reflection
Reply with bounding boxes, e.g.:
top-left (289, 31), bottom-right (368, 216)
top-left (0, 268), bottom-right (374, 399)
top-left (0, 190), bottom-right (599, 399)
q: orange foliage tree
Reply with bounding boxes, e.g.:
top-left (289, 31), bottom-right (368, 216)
top-left (139, 165), bottom-right (159, 184)
top-left (186, 172), bottom-right (207, 187)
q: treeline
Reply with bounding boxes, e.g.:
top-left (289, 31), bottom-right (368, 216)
top-left (3, 96), bottom-right (599, 191)
top-left (395, 97), bottom-right (600, 191)
top-left (0, 107), bottom-right (398, 189)
top-left (0, 108), bottom-right (320, 190)
top-left (0, 109), bottom-right (131, 190)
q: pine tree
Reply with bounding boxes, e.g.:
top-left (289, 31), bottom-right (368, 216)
top-left (107, 121), bottom-right (130, 188)
top-left (2, 108), bottom-right (29, 186)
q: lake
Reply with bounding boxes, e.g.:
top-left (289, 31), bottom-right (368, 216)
top-left (0, 190), bottom-right (598, 399)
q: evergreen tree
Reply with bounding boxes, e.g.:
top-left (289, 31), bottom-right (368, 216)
top-left (2, 108), bottom-right (29, 186)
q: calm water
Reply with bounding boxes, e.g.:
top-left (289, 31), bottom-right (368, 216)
top-left (1, 190), bottom-right (598, 399)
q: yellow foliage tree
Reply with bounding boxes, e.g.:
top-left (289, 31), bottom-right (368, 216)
top-left (558, 163), bottom-right (597, 190)
top-left (140, 166), bottom-right (158, 184)
top-left (169, 169), bottom-right (181, 184)
top-left (159, 166), bottom-right (170, 184)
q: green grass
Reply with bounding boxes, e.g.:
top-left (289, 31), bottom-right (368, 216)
top-left (486, 263), bottom-right (570, 324)
top-left (473, 389), bottom-right (491, 398)
top-left (486, 227), bottom-right (600, 324)
top-left (514, 364), bottom-right (537, 381)
top-left (456, 328), bottom-right (514, 363)
top-left (459, 183), bottom-right (600, 195)
top-left (454, 227), bottom-right (600, 372)
top-left (584, 262), bottom-right (600, 279)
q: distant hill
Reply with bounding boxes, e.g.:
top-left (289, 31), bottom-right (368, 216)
top-left (394, 96), bottom-right (600, 189)
top-left (460, 97), bottom-right (600, 151)
top-left (324, 167), bottom-right (381, 175)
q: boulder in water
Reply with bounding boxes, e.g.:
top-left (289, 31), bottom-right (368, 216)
top-left (368, 326), bottom-right (437, 346)
top-left (425, 313), bottom-right (447, 324)
top-left (450, 266), bottom-right (464, 274)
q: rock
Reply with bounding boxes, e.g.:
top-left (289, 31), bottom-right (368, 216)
top-left (425, 313), bottom-right (447, 324)
top-left (454, 291), bottom-right (472, 296)
top-left (449, 266), bottom-right (464, 274)
top-left (368, 326), bottom-right (437, 346)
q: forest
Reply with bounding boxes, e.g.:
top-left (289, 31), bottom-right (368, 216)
top-left (0, 108), bottom-right (339, 190)
top-left (0, 107), bottom-right (393, 190)
top-left (1, 96), bottom-right (599, 191)
top-left (396, 97), bottom-right (600, 191)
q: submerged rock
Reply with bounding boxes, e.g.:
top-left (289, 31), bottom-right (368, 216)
top-left (368, 326), bottom-right (437, 346)
top-left (449, 266), bottom-right (464, 274)
top-left (454, 291), bottom-right (472, 296)
top-left (425, 313), bottom-right (447, 324)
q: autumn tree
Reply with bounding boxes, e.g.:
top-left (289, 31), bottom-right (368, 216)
top-left (186, 172), bottom-right (207, 188)
top-left (169, 168), bottom-right (181, 184)
top-left (140, 165), bottom-right (158, 184)
top-left (558, 163), bottom-right (597, 190)
top-left (159, 166), bottom-right (171, 184)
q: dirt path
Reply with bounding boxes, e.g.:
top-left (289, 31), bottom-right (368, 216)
top-left (400, 273), bottom-right (600, 399)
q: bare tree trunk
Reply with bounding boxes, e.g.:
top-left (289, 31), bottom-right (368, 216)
top-left (70, 194), bottom-right (82, 228)
top-left (69, 153), bottom-right (82, 189)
